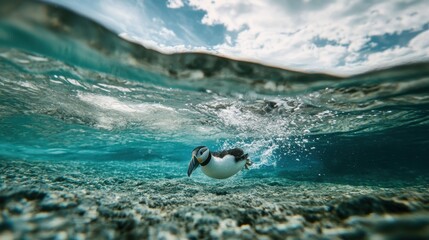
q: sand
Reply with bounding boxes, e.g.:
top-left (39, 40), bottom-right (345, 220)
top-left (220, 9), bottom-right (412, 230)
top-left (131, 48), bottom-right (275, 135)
top-left (1, 160), bottom-right (429, 239)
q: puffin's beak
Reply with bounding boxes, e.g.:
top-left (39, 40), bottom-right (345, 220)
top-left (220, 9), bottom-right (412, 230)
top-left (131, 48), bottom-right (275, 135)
top-left (187, 155), bottom-right (200, 177)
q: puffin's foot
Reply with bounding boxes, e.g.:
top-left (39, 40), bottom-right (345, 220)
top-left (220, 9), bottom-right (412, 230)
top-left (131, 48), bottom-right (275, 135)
top-left (245, 159), bottom-right (253, 170)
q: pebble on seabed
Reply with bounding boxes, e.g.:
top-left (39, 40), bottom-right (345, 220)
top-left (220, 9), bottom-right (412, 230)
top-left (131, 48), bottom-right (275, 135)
top-left (1, 161), bottom-right (429, 239)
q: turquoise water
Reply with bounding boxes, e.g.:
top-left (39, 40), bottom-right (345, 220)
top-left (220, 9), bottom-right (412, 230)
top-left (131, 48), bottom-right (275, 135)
top-left (1, 0), bottom-right (429, 181)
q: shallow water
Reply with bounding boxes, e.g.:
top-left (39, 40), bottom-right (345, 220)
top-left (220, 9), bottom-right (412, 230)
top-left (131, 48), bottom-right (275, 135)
top-left (1, 1), bottom-right (429, 239)
top-left (1, 0), bottom-right (428, 177)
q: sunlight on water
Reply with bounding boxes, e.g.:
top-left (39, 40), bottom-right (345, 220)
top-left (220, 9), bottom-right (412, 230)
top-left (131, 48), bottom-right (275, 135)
top-left (1, 43), bottom-right (429, 171)
top-left (0, 0), bottom-right (428, 174)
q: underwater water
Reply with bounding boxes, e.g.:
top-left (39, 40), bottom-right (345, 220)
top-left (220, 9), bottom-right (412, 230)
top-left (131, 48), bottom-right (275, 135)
top-left (1, 1), bottom-right (429, 239)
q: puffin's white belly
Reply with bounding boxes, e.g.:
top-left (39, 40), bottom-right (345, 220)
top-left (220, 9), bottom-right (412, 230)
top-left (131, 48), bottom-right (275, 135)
top-left (201, 155), bottom-right (246, 179)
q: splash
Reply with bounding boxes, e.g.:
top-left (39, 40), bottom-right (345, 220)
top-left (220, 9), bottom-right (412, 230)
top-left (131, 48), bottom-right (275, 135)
top-left (0, 0), bottom-right (428, 174)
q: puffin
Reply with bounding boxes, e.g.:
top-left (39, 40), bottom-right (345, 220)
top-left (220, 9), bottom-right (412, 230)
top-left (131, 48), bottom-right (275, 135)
top-left (187, 146), bottom-right (252, 179)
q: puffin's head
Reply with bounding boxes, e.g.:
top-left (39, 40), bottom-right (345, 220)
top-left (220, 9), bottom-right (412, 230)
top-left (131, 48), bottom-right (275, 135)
top-left (192, 146), bottom-right (210, 164)
top-left (187, 146), bottom-right (210, 177)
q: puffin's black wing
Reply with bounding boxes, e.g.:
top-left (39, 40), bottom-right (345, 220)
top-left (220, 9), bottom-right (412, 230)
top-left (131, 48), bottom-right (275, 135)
top-left (213, 148), bottom-right (248, 162)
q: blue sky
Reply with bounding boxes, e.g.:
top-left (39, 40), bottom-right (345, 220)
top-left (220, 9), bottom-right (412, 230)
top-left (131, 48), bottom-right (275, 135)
top-left (45, 0), bottom-right (429, 75)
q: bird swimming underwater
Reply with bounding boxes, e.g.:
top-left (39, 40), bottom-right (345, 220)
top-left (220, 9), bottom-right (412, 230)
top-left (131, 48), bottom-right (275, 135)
top-left (187, 146), bottom-right (252, 179)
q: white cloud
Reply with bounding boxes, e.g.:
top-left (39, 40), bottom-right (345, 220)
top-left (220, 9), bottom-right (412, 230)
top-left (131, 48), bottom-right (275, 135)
top-left (183, 0), bottom-right (429, 75)
top-left (49, 0), bottom-right (429, 75)
top-left (358, 30), bottom-right (429, 70)
top-left (167, 0), bottom-right (184, 9)
top-left (409, 30), bottom-right (429, 51)
top-left (159, 27), bottom-right (177, 38)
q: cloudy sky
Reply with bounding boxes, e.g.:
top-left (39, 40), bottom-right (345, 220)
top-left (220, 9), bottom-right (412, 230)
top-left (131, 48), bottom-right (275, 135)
top-left (46, 0), bottom-right (429, 75)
